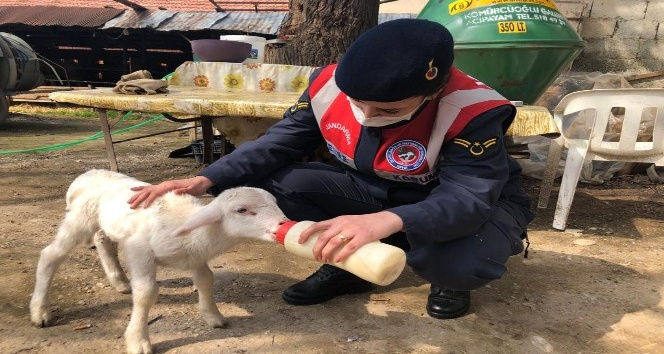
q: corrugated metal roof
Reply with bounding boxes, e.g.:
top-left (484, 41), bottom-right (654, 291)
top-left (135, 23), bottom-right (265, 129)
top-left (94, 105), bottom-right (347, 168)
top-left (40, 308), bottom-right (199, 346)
top-left (0, 6), bottom-right (414, 35)
top-left (207, 1), bottom-right (288, 12)
top-left (101, 9), bottom-right (177, 29)
top-left (0, 6), bottom-right (124, 27)
top-left (100, 9), bottom-right (286, 35)
top-left (156, 12), bottom-right (230, 32)
top-left (163, 13), bottom-right (409, 35)
top-left (158, 13), bottom-right (412, 37)
top-left (0, 0), bottom-right (289, 12)
top-left (0, 0), bottom-right (140, 10)
top-left (208, 11), bottom-right (286, 34)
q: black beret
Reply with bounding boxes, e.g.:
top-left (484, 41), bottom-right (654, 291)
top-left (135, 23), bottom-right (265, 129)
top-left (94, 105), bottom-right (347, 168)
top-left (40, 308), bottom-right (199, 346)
top-left (336, 18), bottom-right (454, 102)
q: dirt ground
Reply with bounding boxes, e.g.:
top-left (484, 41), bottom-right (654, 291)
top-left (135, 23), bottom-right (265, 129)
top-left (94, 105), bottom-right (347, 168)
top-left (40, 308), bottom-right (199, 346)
top-left (1, 110), bottom-right (663, 354)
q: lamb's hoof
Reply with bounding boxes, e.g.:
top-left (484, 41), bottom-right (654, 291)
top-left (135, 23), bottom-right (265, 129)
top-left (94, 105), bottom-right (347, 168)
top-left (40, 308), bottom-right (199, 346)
top-left (125, 337), bottom-right (152, 354)
top-left (30, 309), bottom-right (52, 328)
top-left (203, 314), bottom-right (227, 328)
top-left (113, 282), bottom-right (132, 294)
top-left (212, 319), bottom-right (227, 329)
top-left (126, 344), bottom-right (152, 354)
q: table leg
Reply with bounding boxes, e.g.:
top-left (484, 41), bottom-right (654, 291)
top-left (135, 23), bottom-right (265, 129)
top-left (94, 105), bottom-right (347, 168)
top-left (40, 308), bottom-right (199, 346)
top-left (200, 116), bottom-right (214, 164)
top-left (188, 121), bottom-right (198, 142)
top-left (97, 108), bottom-right (119, 172)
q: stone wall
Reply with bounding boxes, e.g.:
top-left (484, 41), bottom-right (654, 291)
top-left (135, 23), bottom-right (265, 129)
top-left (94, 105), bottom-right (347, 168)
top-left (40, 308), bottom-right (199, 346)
top-left (550, 1), bottom-right (663, 75)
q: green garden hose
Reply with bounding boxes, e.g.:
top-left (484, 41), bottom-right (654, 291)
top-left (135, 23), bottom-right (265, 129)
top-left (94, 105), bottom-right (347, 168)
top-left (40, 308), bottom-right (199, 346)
top-left (0, 112), bottom-right (164, 155)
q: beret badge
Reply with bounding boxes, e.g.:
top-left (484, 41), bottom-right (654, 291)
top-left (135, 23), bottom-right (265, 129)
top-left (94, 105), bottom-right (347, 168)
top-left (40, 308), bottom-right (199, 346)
top-left (425, 59), bottom-right (439, 81)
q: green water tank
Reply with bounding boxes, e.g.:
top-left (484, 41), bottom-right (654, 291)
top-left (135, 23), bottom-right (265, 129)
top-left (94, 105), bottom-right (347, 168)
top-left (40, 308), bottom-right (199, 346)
top-left (418, 0), bottom-right (585, 104)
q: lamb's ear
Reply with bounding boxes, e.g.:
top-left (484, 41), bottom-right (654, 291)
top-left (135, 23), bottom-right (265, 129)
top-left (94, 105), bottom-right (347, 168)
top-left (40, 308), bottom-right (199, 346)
top-left (171, 202), bottom-right (222, 237)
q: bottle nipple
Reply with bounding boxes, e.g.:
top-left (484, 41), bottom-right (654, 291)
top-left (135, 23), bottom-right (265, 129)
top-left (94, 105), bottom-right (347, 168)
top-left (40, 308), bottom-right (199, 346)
top-left (275, 220), bottom-right (298, 244)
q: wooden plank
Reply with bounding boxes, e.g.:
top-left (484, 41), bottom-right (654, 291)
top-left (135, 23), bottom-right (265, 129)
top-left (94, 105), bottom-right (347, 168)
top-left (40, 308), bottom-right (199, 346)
top-left (625, 71), bottom-right (664, 82)
top-left (9, 98), bottom-right (56, 103)
top-left (7, 86), bottom-right (91, 103)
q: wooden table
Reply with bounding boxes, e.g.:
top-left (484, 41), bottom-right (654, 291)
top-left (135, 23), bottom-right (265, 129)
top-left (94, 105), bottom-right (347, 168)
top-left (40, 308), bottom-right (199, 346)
top-left (50, 87), bottom-right (559, 171)
top-left (49, 87), bottom-right (300, 170)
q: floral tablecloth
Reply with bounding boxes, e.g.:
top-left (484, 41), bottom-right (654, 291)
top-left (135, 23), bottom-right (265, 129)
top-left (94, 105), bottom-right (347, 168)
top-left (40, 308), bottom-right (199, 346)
top-left (169, 61), bottom-right (316, 93)
top-left (168, 61), bottom-right (317, 144)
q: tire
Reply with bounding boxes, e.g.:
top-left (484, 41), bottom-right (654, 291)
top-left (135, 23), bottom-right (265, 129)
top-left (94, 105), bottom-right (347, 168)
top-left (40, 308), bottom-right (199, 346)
top-left (0, 95), bottom-right (9, 127)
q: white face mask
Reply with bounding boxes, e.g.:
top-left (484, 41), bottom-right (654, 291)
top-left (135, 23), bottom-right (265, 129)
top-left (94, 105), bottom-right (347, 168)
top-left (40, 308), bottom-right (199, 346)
top-left (347, 96), bottom-right (429, 127)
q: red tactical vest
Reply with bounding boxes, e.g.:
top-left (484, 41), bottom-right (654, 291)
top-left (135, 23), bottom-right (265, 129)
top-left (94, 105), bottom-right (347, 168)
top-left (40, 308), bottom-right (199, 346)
top-left (308, 64), bottom-right (510, 184)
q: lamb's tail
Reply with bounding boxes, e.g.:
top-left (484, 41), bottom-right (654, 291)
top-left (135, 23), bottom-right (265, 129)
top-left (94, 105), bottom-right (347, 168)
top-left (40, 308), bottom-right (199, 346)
top-left (65, 169), bottom-right (116, 210)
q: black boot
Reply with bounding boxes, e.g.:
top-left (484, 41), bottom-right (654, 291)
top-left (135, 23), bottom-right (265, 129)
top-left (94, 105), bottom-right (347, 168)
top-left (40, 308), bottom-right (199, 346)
top-left (282, 264), bottom-right (373, 305)
top-left (426, 285), bottom-right (470, 319)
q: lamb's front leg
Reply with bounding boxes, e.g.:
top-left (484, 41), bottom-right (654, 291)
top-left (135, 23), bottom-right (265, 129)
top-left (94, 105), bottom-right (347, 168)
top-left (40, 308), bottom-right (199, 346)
top-left (124, 253), bottom-right (158, 354)
top-left (31, 218), bottom-right (90, 327)
top-left (192, 264), bottom-right (226, 328)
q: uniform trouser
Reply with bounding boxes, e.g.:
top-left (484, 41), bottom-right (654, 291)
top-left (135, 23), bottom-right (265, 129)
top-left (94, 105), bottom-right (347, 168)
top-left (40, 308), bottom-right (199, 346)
top-left (248, 162), bottom-right (525, 291)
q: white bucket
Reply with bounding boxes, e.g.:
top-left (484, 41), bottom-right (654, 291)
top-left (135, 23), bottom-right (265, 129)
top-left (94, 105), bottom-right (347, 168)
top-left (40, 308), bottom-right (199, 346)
top-left (219, 35), bottom-right (267, 63)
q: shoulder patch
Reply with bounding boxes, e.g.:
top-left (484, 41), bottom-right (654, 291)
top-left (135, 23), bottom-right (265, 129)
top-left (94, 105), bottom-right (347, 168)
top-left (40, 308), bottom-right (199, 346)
top-left (453, 137), bottom-right (498, 156)
top-left (289, 101), bottom-right (310, 113)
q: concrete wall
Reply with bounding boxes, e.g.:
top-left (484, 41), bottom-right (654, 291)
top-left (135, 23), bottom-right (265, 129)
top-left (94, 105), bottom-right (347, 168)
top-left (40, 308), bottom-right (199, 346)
top-left (380, 0), bottom-right (664, 79)
top-left (557, 0), bottom-right (663, 74)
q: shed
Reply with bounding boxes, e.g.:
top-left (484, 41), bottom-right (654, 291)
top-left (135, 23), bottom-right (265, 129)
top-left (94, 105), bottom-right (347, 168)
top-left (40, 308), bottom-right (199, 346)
top-left (0, 0), bottom-right (290, 86)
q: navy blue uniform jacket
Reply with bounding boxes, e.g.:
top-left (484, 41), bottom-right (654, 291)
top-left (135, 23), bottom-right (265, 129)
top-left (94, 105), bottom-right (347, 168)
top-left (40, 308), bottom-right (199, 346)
top-left (200, 68), bottom-right (534, 244)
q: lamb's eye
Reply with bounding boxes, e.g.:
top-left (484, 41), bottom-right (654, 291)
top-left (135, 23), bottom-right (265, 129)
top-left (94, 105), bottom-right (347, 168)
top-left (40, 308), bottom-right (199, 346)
top-left (236, 207), bottom-right (248, 214)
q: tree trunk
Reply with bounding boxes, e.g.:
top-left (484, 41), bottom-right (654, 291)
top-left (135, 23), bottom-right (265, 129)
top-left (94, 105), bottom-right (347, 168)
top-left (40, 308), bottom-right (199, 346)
top-left (264, 0), bottom-right (380, 67)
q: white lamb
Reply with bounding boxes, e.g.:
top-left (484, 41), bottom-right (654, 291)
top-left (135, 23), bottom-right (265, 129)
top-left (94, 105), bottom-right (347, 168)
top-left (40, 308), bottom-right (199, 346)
top-left (30, 169), bottom-right (288, 354)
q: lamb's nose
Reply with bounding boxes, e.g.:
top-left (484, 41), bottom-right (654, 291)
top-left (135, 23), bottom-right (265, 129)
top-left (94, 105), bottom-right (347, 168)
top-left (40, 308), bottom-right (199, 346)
top-left (278, 218), bottom-right (290, 225)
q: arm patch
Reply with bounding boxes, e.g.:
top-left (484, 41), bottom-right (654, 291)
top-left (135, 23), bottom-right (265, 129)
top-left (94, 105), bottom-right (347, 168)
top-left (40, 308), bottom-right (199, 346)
top-left (289, 101), bottom-right (310, 113)
top-left (452, 137), bottom-right (498, 157)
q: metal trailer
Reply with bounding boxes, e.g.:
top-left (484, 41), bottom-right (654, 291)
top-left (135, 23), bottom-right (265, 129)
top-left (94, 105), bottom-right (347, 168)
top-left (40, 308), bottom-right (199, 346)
top-left (0, 32), bottom-right (51, 126)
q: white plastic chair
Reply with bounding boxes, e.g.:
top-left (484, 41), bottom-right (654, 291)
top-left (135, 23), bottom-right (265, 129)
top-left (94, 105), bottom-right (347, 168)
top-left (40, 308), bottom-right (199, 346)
top-left (537, 88), bottom-right (664, 230)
